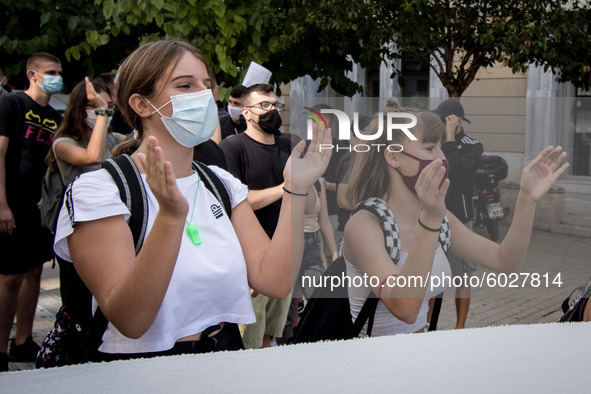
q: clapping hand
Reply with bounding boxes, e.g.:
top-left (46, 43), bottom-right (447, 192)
top-left (520, 146), bottom-right (569, 203)
top-left (137, 136), bottom-right (189, 220)
top-left (283, 125), bottom-right (332, 194)
top-left (415, 158), bottom-right (450, 221)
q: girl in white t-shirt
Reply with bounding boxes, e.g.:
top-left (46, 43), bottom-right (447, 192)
top-left (343, 109), bottom-right (568, 336)
top-left (53, 40), bottom-right (331, 360)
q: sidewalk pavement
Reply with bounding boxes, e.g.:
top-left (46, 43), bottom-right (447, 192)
top-left (7, 224), bottom-right (591, 371)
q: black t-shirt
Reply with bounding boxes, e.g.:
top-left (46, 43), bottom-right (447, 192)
top-left (193, 139), bottom-right (227, 170)
top-left (219, 132), bottom-right (291, 237)
top-left (0, 91), bottom-right (62, 209)
top-left (336, 151), bottom-right (355, 231)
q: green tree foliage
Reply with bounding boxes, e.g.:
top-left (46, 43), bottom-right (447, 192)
top-left (70, 0), bottom-right (383, 96)
top-left (266, 1), bottom-right (384, 96)
top-left (2, 0), bottom-right (590, 97)
top-left (0, 0), bottom-right (143, 90)
top-left (63, 0), bottom-right (277, 98)
top-left (375, 0), bottom-right (591, 97)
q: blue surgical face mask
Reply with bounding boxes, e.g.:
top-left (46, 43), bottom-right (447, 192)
top-left (34, 71), bottom-right (63, 95)
top-left (147, 89), bottom-right (218, 148)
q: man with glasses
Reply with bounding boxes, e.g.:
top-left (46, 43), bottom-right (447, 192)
top-left (219, 83), bottom-right (291, 349)
top-left (0, 53), bottom-right (63, 371)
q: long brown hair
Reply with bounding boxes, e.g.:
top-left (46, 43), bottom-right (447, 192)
top-left (112, 40), bottom-right (209, 156)
top-left (45, 78), bottom-right (112, 171)
top-left (346, 108), bottom-right (445, 207)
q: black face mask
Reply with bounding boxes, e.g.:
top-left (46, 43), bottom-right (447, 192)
top-left (238, 114), bottom-right (247, 129)
top-left (255, 109), bottom-right (282, 134)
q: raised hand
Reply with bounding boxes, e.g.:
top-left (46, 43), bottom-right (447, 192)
top-left (137, 136), bottom-right (188, 220)
top-left (520, 146), bottom-right (569, 203)
top-left (284, 125), bottom-right (332, 194)
top-left (85, 77), bottom-right (108, 109)
top-left (445, 114), bottom-right (461, 141)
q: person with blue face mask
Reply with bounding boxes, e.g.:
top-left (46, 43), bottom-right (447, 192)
top-left (33, 71), bottom-right (63, 95)
top-left (0, 52), bottom-right (63, 371)
top-left (52, 40), bottom-right (331, 361)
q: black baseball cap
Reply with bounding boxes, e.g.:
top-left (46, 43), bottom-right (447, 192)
top-left (432, 99), bottom-right (471, 124)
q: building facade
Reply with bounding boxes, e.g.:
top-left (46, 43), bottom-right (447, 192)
top-left (285, 59), bottom-right (591, 237)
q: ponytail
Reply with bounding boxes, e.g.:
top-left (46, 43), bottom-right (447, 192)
top-left (112, 135), bottom-right (141, 157)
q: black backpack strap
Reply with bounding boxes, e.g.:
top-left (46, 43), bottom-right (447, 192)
top-left (85, 155), bottom-right (148, 362)
top-left (347, 198), bottom-right (401, 337)
top-left (351, 295), bottom-right (379, 337)
top-left (351, 197), bottom-right (450, 333)
top-left (102, 155), bottom-right (149, 254)
top-left (352, 197), bottom-right (400, 262)
top-left (352, 197), bottom-right (451, 256)
top-left (439, 216), bottom-right (451, 253)
top-left (192, 160), bottom-right (232, 219)
top-left (428, 294), bottom-right (444, 331)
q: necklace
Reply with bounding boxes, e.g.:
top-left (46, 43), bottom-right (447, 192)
top-left (186, 168), bottom-right (201, 245)
top-left (389, 199), bottom-right (421, 217)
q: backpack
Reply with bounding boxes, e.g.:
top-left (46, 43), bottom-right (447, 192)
top-left (38, 167), bottom-right (66, 234)
top-left (558, 276), bottom-right (591, 323)
top-left (35, 154), bottom-right (232, 368)
top-left (290, 197), bottom-right (450, 344)
top-left (38, 135), bottom-right (120, 234)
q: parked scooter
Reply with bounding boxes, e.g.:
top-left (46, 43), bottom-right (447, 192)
top-left (472, 155), bottom-right (510, 241)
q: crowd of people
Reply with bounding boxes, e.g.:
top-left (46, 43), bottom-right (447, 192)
top-left (0, 39), bottom-right (582, 372)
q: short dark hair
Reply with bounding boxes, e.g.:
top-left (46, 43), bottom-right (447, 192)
top-left (93, 73), bottom-right (116, 99)
top-left (241, 83), bottom-right (275, 106)
top-left (26, 52), bottom-right (61, 71)
top-left (230, 84), bottom-right (245, 99)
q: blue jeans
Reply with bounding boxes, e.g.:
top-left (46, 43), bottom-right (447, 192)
top-left (298, 231), bottom-right (326, 299)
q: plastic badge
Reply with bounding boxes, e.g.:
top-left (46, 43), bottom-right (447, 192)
top-left (186, 224), bottom-right (202, 245)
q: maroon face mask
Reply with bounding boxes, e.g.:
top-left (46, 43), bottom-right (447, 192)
top-left (396, 151), bottom-right (449, 195)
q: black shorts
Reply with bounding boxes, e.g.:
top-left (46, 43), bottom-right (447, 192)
top-left (0, 205), bottom-right (53, 274)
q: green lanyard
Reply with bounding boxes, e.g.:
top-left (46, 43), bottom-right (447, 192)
top-left (185, 168), bottom-right (201, 245)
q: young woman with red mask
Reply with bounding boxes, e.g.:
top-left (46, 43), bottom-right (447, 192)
top-left (343, 109), bottom-right (568, 336)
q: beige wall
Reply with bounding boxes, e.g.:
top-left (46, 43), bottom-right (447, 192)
top-left (282, 63), bottom-right (529, 152)
top-left (279, 83), bottom-right (291, 134)
top-left (461, 62), bottom-right (527, 153)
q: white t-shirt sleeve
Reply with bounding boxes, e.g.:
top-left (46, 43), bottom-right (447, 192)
top-left (53, 169), bottom-right (131, 262)
top-left (208, 165), bottom-right (248, 209)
